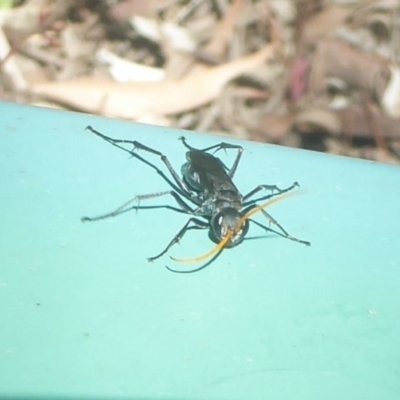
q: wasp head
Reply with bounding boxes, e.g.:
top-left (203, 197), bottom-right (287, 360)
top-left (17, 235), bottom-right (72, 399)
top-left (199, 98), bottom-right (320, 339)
top-left (210, 208), bottom-right (249, 248)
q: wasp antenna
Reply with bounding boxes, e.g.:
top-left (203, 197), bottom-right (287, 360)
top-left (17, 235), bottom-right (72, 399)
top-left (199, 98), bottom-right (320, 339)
top-left (237, 192), bottom-right (298, 230)
top-left (170, 231), bottom-right (233, 264)
top-left (165, 256), bottom-right (218, 273)
top-left (236, 191), bottom-right (310, 246)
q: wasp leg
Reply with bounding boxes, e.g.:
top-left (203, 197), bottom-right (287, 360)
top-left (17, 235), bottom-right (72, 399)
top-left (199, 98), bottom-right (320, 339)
top-left (243, 181), bottom-right (299, 204)
top-left (179, 137), bottom-right (244, 178)
top-left (81, 191), bottom-right (196, 222)
top-left (86, 126), bottom-right (196, 201)
top-left (251, 211), bottom-right (311, 246)
top-left (148, 217), bottom-right (209, 262)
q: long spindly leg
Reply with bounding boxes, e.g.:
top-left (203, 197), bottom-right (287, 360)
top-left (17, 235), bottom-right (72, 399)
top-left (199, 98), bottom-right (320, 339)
top-left (148, 217), bottom-right (209, 262)
top-left (81, 190), bottom-right (195, 222)
top-left (250, 210), bottom-right (311, 246)
top-left (86, 126), bottom-right (195, 200)
top-left (243, 181), bottom-right (299, 204)
top-left (179, 136), bottom-right (244, 178)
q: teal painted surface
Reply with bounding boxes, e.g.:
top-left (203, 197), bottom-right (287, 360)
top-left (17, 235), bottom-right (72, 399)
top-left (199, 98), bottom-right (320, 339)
top-left (0, 101), bottom-right (399, 399)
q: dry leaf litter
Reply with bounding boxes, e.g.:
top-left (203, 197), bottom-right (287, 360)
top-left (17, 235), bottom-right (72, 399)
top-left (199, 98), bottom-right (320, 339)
top-left (1, 0), bottom-right (400, 163)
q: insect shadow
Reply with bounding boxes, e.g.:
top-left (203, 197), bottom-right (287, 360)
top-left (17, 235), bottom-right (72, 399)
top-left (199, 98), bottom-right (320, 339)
top-left (81, 126), bottom-right (310, 272)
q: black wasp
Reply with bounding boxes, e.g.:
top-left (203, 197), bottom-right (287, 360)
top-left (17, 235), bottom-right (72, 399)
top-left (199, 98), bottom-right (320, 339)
top-left (82, 126), bottom-right (310, 273)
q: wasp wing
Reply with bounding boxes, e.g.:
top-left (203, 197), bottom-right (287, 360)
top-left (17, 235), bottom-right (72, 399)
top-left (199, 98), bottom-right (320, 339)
top-left (188, 150), bottom-right (239, 193)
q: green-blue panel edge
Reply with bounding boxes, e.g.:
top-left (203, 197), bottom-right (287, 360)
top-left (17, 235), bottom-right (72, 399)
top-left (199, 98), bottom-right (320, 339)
top-left (0, 101), bottom-right (399, 400)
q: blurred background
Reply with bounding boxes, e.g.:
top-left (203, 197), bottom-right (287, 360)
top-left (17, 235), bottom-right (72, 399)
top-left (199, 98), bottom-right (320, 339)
top-left (1, 0), bottom-right (400, 163)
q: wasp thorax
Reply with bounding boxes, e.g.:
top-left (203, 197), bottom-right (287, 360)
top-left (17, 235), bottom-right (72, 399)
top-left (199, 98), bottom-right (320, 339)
top-left (215, 190), bottom-right (242, 212)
